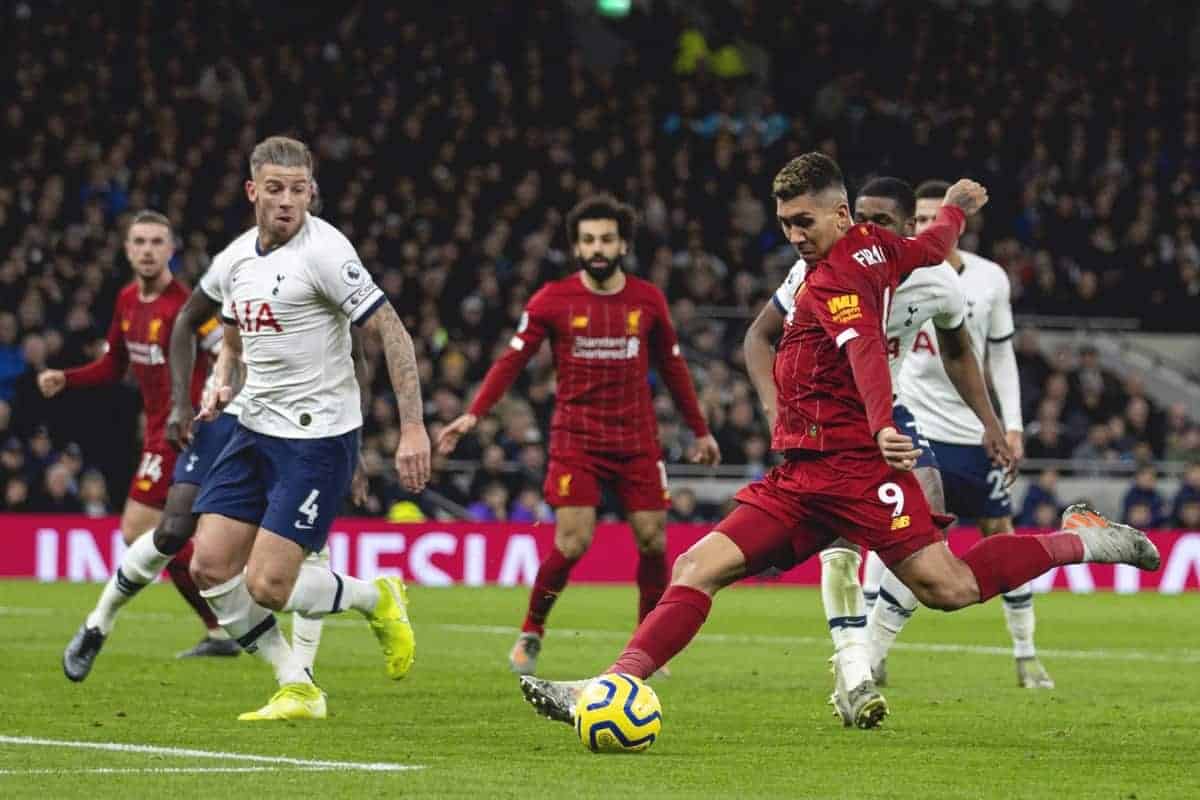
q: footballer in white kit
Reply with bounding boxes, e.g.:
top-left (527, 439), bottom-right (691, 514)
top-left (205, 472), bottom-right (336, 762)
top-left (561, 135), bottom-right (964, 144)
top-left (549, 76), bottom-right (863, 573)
top-left (188, 136), bottom-right (430, 722)
top-left (746, 177), bottom-right (1012, 727)
top-left (871, 179), bottom-right (1051, 692)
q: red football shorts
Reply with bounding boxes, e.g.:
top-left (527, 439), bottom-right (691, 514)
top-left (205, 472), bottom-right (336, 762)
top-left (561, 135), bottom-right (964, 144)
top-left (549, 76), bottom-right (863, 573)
top-left (543, 450), bottom-right (670, 512)
top-left (126, 444), bottom-right (177, 509)
top-left (719, 448), bottom-right (940, 573)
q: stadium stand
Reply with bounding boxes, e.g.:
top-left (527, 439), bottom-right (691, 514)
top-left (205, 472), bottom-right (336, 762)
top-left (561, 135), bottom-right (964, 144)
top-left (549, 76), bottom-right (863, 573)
top-left (0, 0), bottom-right (1196, 523)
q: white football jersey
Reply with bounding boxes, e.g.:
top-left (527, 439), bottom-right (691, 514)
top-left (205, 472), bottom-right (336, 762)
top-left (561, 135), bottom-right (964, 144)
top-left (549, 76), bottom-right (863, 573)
top-left (772, 258), bottom-right (964, 382)
top-left (201, 215), bottom-right (383, 439)
top-left (898, 251), bottom-right (1016, 445)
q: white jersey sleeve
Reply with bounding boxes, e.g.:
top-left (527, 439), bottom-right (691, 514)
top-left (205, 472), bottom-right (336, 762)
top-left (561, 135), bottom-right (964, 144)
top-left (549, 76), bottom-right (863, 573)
top-left (987, 268), bottom-right (1016, 342)
top-left (305, 230), bottom-right (386, 325)
top-left (772, 259), bottom-right (808, 317)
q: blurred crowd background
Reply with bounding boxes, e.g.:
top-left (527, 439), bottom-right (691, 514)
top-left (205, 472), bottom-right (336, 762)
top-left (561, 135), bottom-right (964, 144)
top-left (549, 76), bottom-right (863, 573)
top-left (0, 0), bottom-right (1197, 527)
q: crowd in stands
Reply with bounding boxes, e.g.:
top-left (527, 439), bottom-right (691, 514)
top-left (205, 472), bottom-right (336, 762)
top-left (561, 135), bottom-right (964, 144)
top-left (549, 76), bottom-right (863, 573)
top-left (0, 1), bottom-right (1197, 525)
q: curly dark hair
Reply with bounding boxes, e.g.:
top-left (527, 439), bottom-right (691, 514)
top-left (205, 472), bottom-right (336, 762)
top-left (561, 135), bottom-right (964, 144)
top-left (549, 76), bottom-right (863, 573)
top-left (771, 153), bottom-right (846, 202)
top-left (565, 194), bottom-right (637, 244)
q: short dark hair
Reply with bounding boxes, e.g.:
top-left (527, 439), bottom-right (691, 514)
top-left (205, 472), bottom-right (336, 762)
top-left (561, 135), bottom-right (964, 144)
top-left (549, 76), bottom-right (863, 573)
top-left (858, 176), bottom-right (916, 219)
top-left (915, 179), bottom-right (951, 201)
top-left (771, 153), bottom-right (846, 201)
top-left (565, 194), bottom-right (636, 244)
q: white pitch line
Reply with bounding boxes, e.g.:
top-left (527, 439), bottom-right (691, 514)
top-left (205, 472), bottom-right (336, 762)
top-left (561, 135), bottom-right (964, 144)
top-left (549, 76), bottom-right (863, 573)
top-left (435, 623), bottom-right (1200, 664)
top-left (0, 736), bottom-right (423, 772)
top-left (0, 767), bottom-right (333, 775)
top-left (4, 604), bottom-right (1198, 664)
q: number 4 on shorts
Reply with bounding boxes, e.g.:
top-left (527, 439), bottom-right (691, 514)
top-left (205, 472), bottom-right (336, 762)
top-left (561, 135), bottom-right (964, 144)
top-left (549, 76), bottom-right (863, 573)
top-left (296, 489), bottom-right (320, 529)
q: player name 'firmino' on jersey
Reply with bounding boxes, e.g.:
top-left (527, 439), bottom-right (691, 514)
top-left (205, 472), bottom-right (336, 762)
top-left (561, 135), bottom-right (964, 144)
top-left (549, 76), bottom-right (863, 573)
top-left (773, 258), bottom-right (966, 384)
top-left (201, 216), bottom-right (384, 439)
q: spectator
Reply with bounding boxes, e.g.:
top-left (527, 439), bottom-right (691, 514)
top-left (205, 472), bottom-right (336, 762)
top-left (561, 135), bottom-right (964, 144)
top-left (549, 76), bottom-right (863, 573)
top-left (1170, 462), bottom-right (1200, 528)
top-left (1122, 465), bottom-right (1167, 528)
top-left (1019, 469), bottom-right (1062, 527)
top-left (31, 462), bottom-right (83, 513)
top-left (468, 482), bottom-right (511, 522)
top-left (668, 487), bottom-right (703, 523)
top-left (78, 468), bottom-right (110, 517)
top-left (4, 475), bottom-right (31, 511)
top-left (0, 312), bottom-right (22, 401)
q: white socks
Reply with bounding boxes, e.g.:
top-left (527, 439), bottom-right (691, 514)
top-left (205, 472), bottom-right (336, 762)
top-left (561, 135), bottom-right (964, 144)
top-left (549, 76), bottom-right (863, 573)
top-left (282, 563), bottom-right (379, 618)
top-left (291, 614), bottom-right (324, 672)
top-left (867, 570), bottom-right (1038, 663)
top-left (862, 550), bottom-right (885, 612)
top-left (867, 566), bottom-right (919, 666)
top-left (819, 548), bottom-right (871, 690)
top-left (86, 530), bottom-right (172, 634)
top-left (1002, 583), bottom-right (1037, 659)
top-left (200, 574), bottom-right (310, 686)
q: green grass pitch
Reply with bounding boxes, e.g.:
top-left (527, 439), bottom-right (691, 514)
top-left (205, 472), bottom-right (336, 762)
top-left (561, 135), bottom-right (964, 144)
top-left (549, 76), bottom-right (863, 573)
top-left (1, 580), bottom-right (1197, 799)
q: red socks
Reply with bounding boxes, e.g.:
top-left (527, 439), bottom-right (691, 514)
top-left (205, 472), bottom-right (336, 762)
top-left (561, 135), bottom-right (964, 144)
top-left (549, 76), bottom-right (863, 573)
top-left (165, 539), bottom-right (220, 630)
top-left (607, 585), bottom-right (712, 679)
top-left (962, 532), bottom-right (1084, 602)
top-left (636, 551), bottom-right (669, 622)
top-left (521, 547), bottom-right (578, 636)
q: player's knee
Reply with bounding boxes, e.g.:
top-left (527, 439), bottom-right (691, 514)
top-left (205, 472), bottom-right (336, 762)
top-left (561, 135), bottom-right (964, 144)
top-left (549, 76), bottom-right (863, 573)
top-left (915, 579), bottom-right (976, 612)
top-left (669, 548), bottom-right (721, 591)
top-left (189, 554), bottom-right (231, 591)
top-left (245, 571), bottom-right (291, 611)
top-left (154, 512), bottom-right (196, 556)
top-left (555, 528), bottom-right (593, 560)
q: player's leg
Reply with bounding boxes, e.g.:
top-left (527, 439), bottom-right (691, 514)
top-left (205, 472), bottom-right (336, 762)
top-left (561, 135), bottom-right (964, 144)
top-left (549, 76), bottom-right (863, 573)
top-left (521, 475), bottom-right (829, 724)
top-left (61, 494), bottom-right (161, 681)
top-left (819, 539), bottom-right (873, 698)
top-left (622, 453), bottom-right (672, 623)
top-left (260, 428), bottom-right (413, 686)
top-left (159, 484), bottom-right (238, 658)
top-left (511, 455), bottom-right (601, 674)
top-left (291, 546), bottom-right (330, 674)
top-left (980, 514), bottom-right (1052, 688)
top-left (521, 523), bottom-right (750, 724)
top-left (861, 550), bottom-right (885, 611)
top-left (889, 503), bottom-right (1159, 612)
top-left (867, 464), bottom-right (944, 684)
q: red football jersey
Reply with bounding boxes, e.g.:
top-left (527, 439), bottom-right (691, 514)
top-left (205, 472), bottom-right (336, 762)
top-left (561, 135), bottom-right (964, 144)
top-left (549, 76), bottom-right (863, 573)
top-left (470, 272), bottom-right (709, 456)
top-left (772, 206), bottom-right (966, 453)
top-left (65, 279), bottom-right (207, 449)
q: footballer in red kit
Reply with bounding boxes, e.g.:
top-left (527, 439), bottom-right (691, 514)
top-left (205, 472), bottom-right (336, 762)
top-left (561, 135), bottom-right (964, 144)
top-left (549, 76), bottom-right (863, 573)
top-left (39, 210), bottom-right (225, 659)
top-left (518, 153), bottom-right (1161, 731)
top-left (438, 194), bottom-right (720, 675)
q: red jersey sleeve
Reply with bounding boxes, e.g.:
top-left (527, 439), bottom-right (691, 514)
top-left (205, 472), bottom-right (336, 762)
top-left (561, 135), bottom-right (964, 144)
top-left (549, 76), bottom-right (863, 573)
top-left (648, 289), bottom-right (709, 438)
top-left (467, 287), bottom-right (553, 419)
top-left (64, 297), bottom-right (129, 388)
top-left (874, 205), bottom-right (966, 278)
top-left (807, 261), bottom-right (894, 437)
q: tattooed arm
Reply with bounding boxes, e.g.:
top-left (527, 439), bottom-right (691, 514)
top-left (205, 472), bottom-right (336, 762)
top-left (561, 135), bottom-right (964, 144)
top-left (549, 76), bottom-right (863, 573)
top-left (362, 301), bottom-right (430, 492)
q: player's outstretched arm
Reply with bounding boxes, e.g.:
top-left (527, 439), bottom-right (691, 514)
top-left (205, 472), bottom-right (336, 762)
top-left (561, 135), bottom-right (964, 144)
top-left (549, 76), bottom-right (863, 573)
top-left (743, 300), bottom-right (785, 430)
top-left (363, 301), bottom-right (431, 493)
top-left (167, 287), bottom-right (221, 449)
top-left (934, 324), bottom-right (1013, 474)
top-left (44, 303), bottom-right (131, 396)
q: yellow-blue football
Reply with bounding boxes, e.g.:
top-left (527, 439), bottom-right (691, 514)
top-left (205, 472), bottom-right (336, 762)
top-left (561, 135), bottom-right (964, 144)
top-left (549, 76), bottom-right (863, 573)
top-left (574, 673), bottom-right (662, 753)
